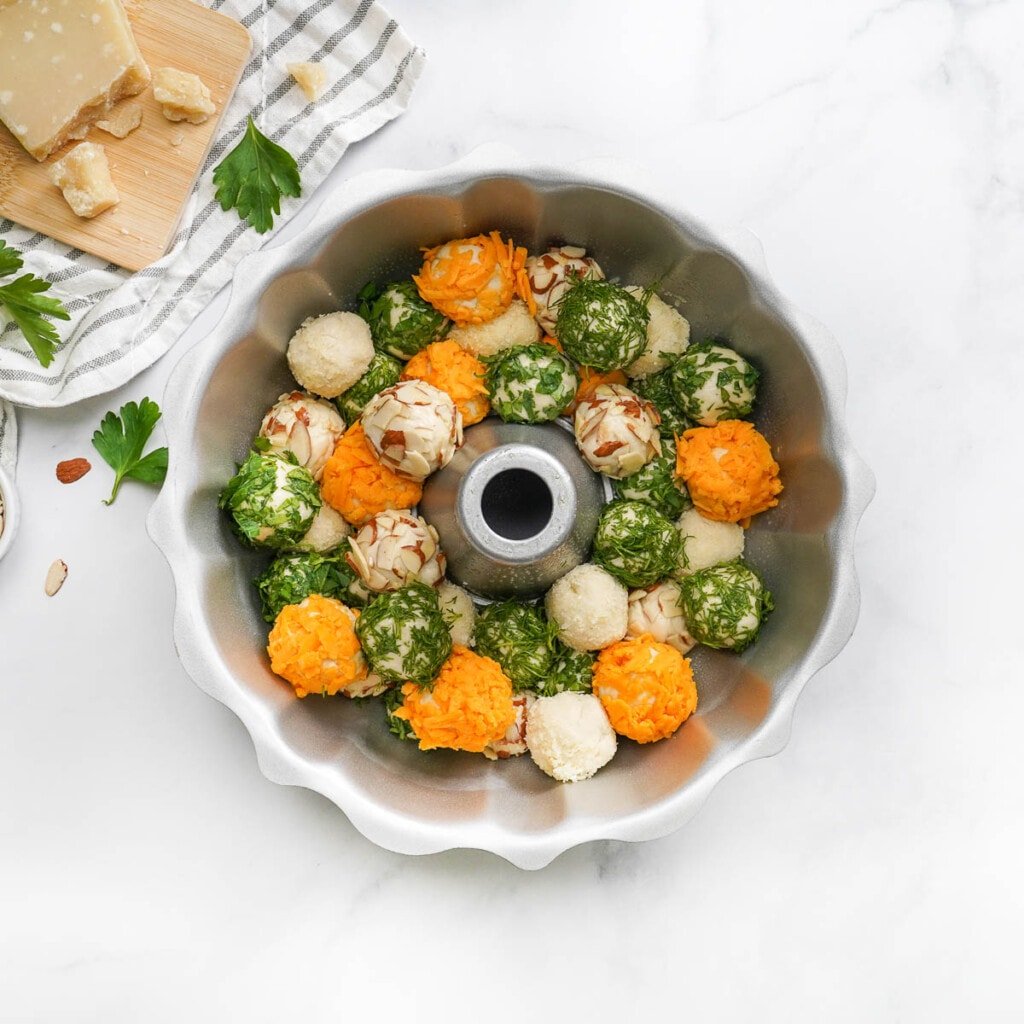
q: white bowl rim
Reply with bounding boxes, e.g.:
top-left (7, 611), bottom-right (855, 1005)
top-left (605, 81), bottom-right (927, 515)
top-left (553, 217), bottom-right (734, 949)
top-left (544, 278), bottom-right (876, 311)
top-left (0, 464), bottom-right (20, 564)
top-left (147, 144), bottom-right (876, 869)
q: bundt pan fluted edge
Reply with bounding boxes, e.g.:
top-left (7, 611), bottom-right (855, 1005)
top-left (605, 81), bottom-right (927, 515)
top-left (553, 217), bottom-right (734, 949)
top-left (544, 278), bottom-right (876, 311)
top-left (147, 144), bottom-right (875, 870)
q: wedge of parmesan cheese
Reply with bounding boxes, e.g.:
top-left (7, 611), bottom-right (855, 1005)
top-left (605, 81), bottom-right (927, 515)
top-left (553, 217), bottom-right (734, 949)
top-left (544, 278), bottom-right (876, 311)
top-left (0, 0), bottom-right (150, 162)
top-left (287, 62), bottom-right (327, 103)
top-left (95, 99), bottom-right (143, 139)
top-left (49, 141), bottom-right (120, 218)
top-left (152, 67), bottom-right (216, 124)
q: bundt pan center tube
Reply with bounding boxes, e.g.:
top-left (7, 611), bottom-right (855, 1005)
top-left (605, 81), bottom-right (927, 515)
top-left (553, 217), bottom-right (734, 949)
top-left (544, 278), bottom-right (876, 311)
top-left (146, 144), bottom-right (874, 869)
top-left (419, 420), bottom-right (607, 600)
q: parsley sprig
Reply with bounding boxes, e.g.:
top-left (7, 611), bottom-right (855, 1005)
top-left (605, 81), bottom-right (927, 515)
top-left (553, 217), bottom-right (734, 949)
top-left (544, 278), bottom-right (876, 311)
top-left (91, 397), bottom-right (169, 505)
top-left (0, 240), bottom-right (70, 367)
top-left (212, 117), bottom-right (301, 234)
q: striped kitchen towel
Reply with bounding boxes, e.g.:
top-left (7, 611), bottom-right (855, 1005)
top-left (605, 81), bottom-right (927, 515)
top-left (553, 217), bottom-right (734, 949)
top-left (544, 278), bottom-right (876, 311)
top-left (0, 0), bottom-right (424, 468)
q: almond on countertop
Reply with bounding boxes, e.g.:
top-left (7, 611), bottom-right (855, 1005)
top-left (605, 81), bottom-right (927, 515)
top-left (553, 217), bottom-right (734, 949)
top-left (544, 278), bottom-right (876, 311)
top-left (56, 458), bottom-right (92, 484)
top-left (44, 559), bottom-right (68, 597)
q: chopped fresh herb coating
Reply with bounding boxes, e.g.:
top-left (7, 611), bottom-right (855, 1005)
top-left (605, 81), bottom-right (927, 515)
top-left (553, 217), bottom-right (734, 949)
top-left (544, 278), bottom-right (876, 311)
top-left (0, 240), bottom-right (71, 368)
top-left (336, 350), bottom-right (403, 423)
top-left (631, 366), bottom-right (693, 439)
top-left (474, 600), bottom-right (559, 692)
top-left (592, 499), bottom-right (682, 588)
top-left (556, 278), bottom-right (650, 372)
top-left (383, 686), bottom-right (417, 741)
top-left (613, 438), bottom-right (692, 519)
top-left (357, 280), bottom-right (450, 359)
top-left (539, 643), bottom-right (594, 696)
top-left (254, 549), bottom-right (367, 623)
top-left (670, 341), bottom-right (758, 426)
top-left (355, 580), bottom-right (452, 685)
top-left (677, 561), bottom-right (773, 651)
top-left (219, 449), bottom-right (321, 549)
top-left (485, 342), bottom-right (578, 423)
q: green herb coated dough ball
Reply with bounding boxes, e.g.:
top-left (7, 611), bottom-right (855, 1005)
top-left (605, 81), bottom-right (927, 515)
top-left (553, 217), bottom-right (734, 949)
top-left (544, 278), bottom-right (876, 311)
top-left (474, 600), bottom-right (558, 692)
top-left (592, 499), bottom-right (682, 589)
top-left (358, 280), bottom-right (450, 360)
top-left (219, 450), bottom-right (321, 549)
top-left (556, 279), bottom-right (650, 373)
top-left (613, 438), bottom-right (693, 520)
top-left (678, 561), bottom-right (773, 651)
top-left (355, 580), bottom-right (452, 685)
top-left (486, 343), bottom-right (578, 423)
top-left (254, 549), bottom-right (367, 623)
top-left (383, 686), bottom-right (416, 741)
top-left (631, 367), bottom-right (693, 439)
top-left (539, 644), bottom-right (595, 697)
top-left (670, 341), bottom-right (758, 426)
top-left (336, 351), bottom-right (403, 423)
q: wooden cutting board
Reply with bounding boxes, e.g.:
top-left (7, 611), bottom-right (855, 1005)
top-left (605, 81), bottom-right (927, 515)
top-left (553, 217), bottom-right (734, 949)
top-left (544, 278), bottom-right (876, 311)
top-left (0, 0), bottom-right (251, 271)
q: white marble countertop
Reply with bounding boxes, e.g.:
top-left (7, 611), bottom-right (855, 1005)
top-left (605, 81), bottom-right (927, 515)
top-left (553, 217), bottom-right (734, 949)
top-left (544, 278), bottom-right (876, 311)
top-left (2, 0), bottom-right (1021, 1018)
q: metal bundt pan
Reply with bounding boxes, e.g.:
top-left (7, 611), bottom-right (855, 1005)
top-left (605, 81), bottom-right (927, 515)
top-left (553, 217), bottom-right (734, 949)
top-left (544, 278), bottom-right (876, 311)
top-left (148, 145), bottom-right (874, 869)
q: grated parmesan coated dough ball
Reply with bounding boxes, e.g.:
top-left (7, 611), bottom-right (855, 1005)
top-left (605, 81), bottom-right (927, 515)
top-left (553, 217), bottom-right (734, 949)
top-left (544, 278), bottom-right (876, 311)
top-left (545, 563), bottom-right (628, 652)
top-left (346, 509), bottom-right (446, 592)
top-left (526, 246), bottom-right (604, 335)
top-left (287, 312), bottom-right (374, 399)
top-left (293, 502), bottom-right (351, 553)
top-left (624, 288), bottom-right (691, 379)
top-left (258, 391), bottom-right (346, 481)
top-left (675, 507), bottom-right (745, 576)
top-left (484, 692), bottom-right (534, 761)
top-left (574, 383), bottom-right (662, 479)
top-left (627, 580), bottom-right (696, 655)
top-left (447, 299), bottom-right (541, 358)
top-left (437, 580), bottom-right (477, 647)
top-left (527, 692), bottom-right (617, 783)
top-left (360, 379), bottom-right (463, 481)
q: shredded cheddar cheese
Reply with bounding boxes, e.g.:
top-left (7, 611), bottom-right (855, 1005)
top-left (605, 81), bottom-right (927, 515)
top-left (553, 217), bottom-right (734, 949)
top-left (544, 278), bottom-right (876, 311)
top-left (320, 423), bottom-right (423, 527)
top-left (675, 420), bottom-right (782, 524)
top-left (267, 594), bottom-right (367, 698)
top-left (394, 645), bottom-right (516, 752)
top-left (401, 340), bottom-right (490, 426)
top-left (592, 634), bottom-right (697, 743)
top-left (567, 365), bottom-right (628, 415)
top-left (413, 231), bottom-right (535, 325)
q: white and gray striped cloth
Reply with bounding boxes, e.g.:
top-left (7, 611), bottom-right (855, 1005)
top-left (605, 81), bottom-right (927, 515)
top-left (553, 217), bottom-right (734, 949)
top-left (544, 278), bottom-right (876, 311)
top-left (0, 0), bottom-right (424, 475)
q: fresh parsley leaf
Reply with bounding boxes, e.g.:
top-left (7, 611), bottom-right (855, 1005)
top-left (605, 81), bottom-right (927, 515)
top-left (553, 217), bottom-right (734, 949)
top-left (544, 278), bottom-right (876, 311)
top-left (212, 117), bottom-right (301, 234)
top-left (91, 397), bottom-right (169, 505)
top-left (0, 240), bottom-right (70, 368)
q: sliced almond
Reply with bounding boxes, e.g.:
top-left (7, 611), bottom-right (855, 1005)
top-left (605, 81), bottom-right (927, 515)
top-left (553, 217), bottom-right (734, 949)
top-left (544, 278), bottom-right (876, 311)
top-left (45, 559), bottom-right (68, 597)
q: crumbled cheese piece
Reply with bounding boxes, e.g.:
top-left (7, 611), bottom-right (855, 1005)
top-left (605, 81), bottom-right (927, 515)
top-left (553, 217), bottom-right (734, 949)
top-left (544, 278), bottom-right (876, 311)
top-left (287, 61), bottom-right (327, 103)
top-left (168, 129), bottom-right (184, 147)
top-left (48, 141), bottom-right (119, 218)
top-left (0, 0), bottom-right (150, 161)
top-left (152, 66), bottom-right (216, 124)
top-left (95, 99), bottom-right (143, 139)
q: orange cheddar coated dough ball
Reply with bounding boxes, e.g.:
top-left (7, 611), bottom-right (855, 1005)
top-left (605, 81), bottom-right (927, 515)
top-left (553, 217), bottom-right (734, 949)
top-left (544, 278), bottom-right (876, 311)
top-left (401, 340), bottom-right (490, 426)
top-left (394, 645), bottom-right (516, 753)
top-left (413, 231), bottom-right (534, 325)
top-left (267, 594), bottom-right (368, 698)
top-left (592, 634), bottom-right (697, 743)
top-left (675, 419), bottom-right (782, 524)
top-left (320, 423), bottom-right (422, 527)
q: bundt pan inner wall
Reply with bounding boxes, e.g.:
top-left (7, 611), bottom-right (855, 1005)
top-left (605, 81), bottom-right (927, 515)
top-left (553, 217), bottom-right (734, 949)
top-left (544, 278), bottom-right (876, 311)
top-left (148, 148), bottom-right (874, 869)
